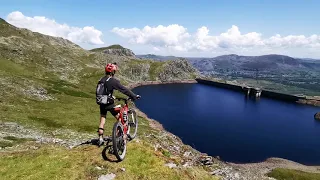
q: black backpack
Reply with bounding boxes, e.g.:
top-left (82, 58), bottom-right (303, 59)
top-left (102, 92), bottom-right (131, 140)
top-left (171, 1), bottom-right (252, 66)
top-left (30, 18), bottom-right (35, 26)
top-left (96, 77), bottom-right (112, 105)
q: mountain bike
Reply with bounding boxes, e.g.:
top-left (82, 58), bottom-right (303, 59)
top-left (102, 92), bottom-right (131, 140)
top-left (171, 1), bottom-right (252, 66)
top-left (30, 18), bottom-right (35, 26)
top-left (103, 97), bottom-right (139, 161)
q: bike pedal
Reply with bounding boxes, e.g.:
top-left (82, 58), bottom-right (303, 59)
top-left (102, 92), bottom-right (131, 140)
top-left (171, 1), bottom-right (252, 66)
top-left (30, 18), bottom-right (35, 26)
top-left (128, 122), bottom-right (133, 126)
top-left (103, 136), bottom-right (112, 141)
top-left (97, 140), bottom-right (104, 147)
top-left (127, 134), bottom-right (133, 141)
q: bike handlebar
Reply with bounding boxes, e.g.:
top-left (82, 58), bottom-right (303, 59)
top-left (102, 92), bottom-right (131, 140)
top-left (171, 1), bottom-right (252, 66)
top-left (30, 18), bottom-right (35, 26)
top-left (114, 96), bottom-right (141, 102)
top-left (115, 97), bottom-right (131, 101)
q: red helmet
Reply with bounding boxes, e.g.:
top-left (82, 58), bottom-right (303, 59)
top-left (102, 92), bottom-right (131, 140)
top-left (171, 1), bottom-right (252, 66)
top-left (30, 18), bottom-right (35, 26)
top-left (105, 63), bottom-right (118, 74)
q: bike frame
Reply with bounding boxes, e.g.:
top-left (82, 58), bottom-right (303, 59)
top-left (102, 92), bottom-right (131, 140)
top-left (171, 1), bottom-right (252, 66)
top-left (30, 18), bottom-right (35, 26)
top-left (114, 100), bottom-right (129, 135)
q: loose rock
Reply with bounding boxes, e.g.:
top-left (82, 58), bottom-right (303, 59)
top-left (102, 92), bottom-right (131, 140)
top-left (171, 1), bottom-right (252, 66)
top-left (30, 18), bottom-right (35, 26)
top-left (183, 151), bottom-right (192, 157)
top-left (98, 173), bottom-right (116, 180)
top-left (198, 155), bottom-right (214, 166)
top-left (182, 161), bottom-right (193, 168)
top-left (165, 162), bottom-right (177, 168)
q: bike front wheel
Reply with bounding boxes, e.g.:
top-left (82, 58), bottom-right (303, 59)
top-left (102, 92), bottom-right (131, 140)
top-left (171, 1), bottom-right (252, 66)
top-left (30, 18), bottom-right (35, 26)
top-left (112, 121), bottom-right (127, 161)
top-left (127, 109), bottom-right (138, 140)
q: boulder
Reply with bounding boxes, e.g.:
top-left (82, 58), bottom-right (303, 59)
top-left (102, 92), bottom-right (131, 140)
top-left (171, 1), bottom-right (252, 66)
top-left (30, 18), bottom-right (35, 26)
top-left (198, 155), bottom-right (214, 166)
top-left (315, 112), bottom-right (320, 120)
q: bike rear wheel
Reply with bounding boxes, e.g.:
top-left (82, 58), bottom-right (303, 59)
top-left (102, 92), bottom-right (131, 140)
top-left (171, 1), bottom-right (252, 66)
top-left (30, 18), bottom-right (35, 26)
top-left (112, 121), bottom-right (127, 161)
top-left (127, 109), bottom-right (138, 140)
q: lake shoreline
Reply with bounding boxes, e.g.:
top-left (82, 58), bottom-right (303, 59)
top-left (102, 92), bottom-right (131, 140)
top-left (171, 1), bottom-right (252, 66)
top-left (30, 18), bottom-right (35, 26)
top-left (196, 78), bottom-right (320, 107)
top-left (128, 79), bottom-right (197, 89)
top-left (129, 80), bottom-right (320, 179)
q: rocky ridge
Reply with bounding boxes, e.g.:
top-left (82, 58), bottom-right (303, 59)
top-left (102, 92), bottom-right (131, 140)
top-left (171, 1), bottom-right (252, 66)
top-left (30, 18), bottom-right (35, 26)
top-left (90, 44), bottom-right (136, 57)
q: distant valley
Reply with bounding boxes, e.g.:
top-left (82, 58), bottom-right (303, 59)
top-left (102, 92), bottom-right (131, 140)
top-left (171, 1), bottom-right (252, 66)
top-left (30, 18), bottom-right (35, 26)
top-left (137, 54), bottom-right (320, 96)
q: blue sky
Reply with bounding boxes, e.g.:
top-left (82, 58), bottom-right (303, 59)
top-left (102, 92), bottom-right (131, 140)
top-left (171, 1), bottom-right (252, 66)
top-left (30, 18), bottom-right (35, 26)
top-left (1, 0), bottom-right (320, 58)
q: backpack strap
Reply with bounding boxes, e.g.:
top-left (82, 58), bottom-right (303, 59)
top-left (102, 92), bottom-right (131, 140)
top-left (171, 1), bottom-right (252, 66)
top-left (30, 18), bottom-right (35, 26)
top-left (104, 77), bottom-right (112, 96)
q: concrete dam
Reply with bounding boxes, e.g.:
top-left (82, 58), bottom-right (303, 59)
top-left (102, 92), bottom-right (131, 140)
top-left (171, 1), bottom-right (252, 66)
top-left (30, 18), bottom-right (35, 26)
top-left (195, 78), bottom-right (305, 103)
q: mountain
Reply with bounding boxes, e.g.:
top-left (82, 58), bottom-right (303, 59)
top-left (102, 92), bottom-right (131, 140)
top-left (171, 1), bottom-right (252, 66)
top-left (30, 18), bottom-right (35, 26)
top-left (137, 53), bottom-right (320, 71)
top-left (137, 53), bottom-right (320, 95)
top-left (90, 44), bottom-right (136, 57)
top-left (190, 54), bottom-right (320, 95)
top-left (189, 54), bottom-right (320, 72)
top-left (136, 54), bottom-right (180, 61)
top-left (299, 58), bottom-right (320, 61)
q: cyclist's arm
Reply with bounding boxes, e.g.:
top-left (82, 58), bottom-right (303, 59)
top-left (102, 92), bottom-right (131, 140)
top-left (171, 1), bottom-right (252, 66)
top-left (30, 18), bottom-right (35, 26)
top-left (113, 79), bottom-right (137, 100)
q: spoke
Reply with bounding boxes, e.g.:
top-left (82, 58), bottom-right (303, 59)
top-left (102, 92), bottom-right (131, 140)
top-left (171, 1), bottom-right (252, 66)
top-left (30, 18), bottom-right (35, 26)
top-left (115, 135), bottom-right (125, 155)
top-left (109, 147), bottom-right (114, 154)
top-left (114, 125), bottom-right (126, 156)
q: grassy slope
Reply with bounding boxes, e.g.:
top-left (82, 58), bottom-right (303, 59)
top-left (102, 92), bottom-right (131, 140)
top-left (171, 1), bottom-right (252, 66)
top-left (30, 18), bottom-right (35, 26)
top-left (267, 168), bottom-right (320, 180)
top-left (0, 19), bottom-right (213, 179)
top-left (0, 60), bottom-right (214, 179)
top-left (0, 143), bottom-right (216, 180)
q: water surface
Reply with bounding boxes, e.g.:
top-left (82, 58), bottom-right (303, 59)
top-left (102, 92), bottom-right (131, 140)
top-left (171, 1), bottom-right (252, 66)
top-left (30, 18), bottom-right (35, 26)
top-left (133, 83), bottom-right (320, 165)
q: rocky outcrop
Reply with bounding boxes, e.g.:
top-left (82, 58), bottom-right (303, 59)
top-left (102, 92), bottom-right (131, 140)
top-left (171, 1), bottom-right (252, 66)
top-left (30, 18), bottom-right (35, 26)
top-left (158, 59), bottom-right (199, 82)
top-left (101, 48), bottom-right (135, 57)
top-left (315, 112), bottom-right (320, 120)
top-left (297, 99), bottom-right (320, 107)
top-left (90, 45), bottom-right (135, 57)
top-left (116, 58), bottom-right (200, 83)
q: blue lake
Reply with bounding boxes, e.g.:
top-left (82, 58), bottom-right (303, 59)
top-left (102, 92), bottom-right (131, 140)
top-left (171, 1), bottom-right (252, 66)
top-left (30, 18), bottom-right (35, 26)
top-left (133, 83), bottom-right (320, 165)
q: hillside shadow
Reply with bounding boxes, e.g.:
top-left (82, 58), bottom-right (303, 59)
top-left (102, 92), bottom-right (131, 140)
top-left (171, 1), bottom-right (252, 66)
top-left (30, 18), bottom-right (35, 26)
top-left (28, 116), bottom-right (63, 128)
top-left (102, 145), bottom-right (120, 163)
top-left (76, 137), bottom-right (120, 163)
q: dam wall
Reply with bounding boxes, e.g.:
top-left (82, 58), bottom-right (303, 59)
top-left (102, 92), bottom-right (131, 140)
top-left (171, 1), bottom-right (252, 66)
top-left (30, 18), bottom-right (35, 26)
top-left (195, 78), bottom-right (244, 92)
top-left (195, 78), bottom-right (305, 102)
top-left (261, 90), bottom-right (302, 102)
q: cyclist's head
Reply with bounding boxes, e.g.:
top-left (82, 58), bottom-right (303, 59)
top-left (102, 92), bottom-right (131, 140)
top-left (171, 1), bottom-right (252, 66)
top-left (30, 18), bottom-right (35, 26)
top-left (105, 62), bottom-right (118, 76)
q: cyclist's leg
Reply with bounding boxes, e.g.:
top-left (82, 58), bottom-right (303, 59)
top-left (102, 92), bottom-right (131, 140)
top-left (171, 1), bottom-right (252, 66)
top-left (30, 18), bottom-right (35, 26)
top-left (98, 105), bottom-right (107, 142)
top-left (99, 104), bottom-right (116, 135)
top-left (98, 115), bottom-right (106, 135)
top-left (109, 108), bottom-right (120, 120)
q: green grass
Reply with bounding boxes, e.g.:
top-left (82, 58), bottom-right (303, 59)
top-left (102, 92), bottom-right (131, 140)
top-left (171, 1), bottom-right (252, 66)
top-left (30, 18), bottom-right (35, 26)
top-left (149, 61), bottom-right (165, 81)
top-left (46, 80), bottom-right (93, 98)
top-left (3, 136), bottom-right (34, 143)
top-left (0, 136), bottom-right (34, 148)
top-left (0, 141), bottom-right (13, 148)
top-left (162, 149), bottom-right (171, 158)
top-left (267, 168), bottom-right (320, 180)
top-left (0, 143), bottom-right (217, 180)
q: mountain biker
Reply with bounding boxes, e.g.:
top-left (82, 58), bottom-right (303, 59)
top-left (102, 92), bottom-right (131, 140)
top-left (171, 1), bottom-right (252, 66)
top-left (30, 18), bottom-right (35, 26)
top-left (97, 62), bottom-right (140, 145)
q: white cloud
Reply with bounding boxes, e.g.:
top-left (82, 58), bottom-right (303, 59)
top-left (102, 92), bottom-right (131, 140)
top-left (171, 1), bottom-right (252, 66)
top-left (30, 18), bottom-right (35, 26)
top-left (112, 24), bottom-right (190, 47)
top-left (112, 24), bottom-right (320, 57)
top-left (153, 47), bottom-right (160, 51)
top-left (6, 11), bottom-right (104, 45)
